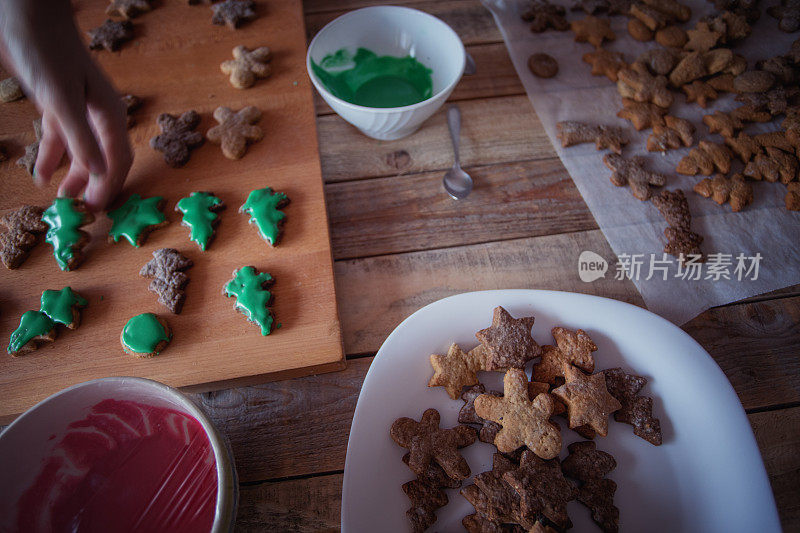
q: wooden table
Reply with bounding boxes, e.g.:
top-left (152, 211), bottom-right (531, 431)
top-left (4, 0), bottom-right (798, 530)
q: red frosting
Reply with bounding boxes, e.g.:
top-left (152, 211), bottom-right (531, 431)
top-left (16, 399), bottom-right (217, 533)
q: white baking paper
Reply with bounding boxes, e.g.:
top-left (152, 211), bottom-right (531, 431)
top-left (481, 0), bottom-right (800, 324)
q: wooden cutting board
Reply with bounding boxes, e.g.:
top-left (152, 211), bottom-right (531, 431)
top-left (0, 0), bottom-right (345, 422)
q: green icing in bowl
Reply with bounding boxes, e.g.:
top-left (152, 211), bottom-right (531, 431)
top-left (312, 47), bottom-right (433, 108)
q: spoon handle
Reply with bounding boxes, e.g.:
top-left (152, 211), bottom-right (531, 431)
top-left (447, 104), bottom-right (461, 167)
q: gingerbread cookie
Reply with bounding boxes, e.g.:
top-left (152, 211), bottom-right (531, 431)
top-left (8, 311), bottom-right (56, 356)
top-left (561, 441), bottom-right (616, 481)
top-left (458, 384), bottom-right (503, 444)
top-left (533, 327), bottom-right (597, 384)
top-left (474, 368), bottom-right (561, 458)
top-left (0, 205), bottom-right (46, 269)
top-left (684, 21), bottom-right (722, 52)
top-left (211, 0), bottom-right (257, 29)
top-left (88, 19), bottom-right (134, 51)
top-left (578, 478), bottom-right (620, 533)
top-left (42, 198), bottom-right (94, 271)
top-left (206, 105), bottom-right (263, 159)
top-left (603, 153), bottom-right (667, 201)
top-left (636, 48), bottom-right (680, 76)
top-left (647, 116), bottom-right (695, 153)
top-left (582, 49), bottom-right (627, 82)
top-left (617, 62), bottom-right (673, 108)
top-left (628, 17), bottom-right (654, 41)
top-left (121, 94), bottom-right (143, 128)
top-left (604, 367), bottom-right (662, 445)
top-left (106, 0), bottom-right (152, 19)
top-left (429, 343), bottom-right (485, 399)
top-left (556, 121), bottom-right (628, 154)
top-left (676, 140), bottom-right (733, 176)
top-left (240, 187), bottom-right (289, 246)
top-left (221, 45), bottom-right (272, 88)
top-left (521, 0), bottom-right (569, 32)
top-left (465, 453), bottom-right (529, 527)
top-left (655, 24), bottom-right (688, 47)
top-left (552, 364), bottom-right (622, 437)
top-left (571, 16), bottom-right (616, 47)
top-left (528, 53), bottom-right (559, 78)
top-left (734, 70), bottom-right (776, 93)
top-left (16, 118), bottom-right (42, 176)
top-left (730, 104), bottom-right (772, 123)
top-left (475, 306), bottom-right (540, 371)
top-left (40, 287), bottom-right (88, 329)
top-left (391, 408), bottom-right (477, 480)
top-left (702, 111), bottom-right (743, 138)
top-left (150, 110), bottom-right (204, 167)
top-left (403, 478), bottom-right (448, 533)
top-left (502, 450), bottom-right (576, 530)
top-left (224, 266), bottom-right (276, 335)
top-left (0, 77), bottom-right (24, 103)
top-left (768, 0), bottom-right (800, 32)
top-left (652, 189), bottom-right (703, 258)
top-left (694, 173), bottom-right (753, 211)
top-left (616, 98), bottom-right (666, 130)
top-left (725, 132), bottom-right (760, 163)
top-left (669, 51), bottom-right (707, 87)
top-left (682, 80), bottom-right (718, 108)
top-left (140, 248), bottom-right (194, 314)
top-left (108, 194), bottom-right (167, 247)
top-left (176, 192), bottom-right (225, 251)
top-left (121, 313), bottom-right (172, 357)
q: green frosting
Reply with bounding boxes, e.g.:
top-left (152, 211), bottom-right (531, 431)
top-left (8, 311), bottom-right (55, 354)
top-left (121, 313), bottom-right (170, 354)
top-left (311, 47), bottom-right (433, 108)
top-left (40, 287), bottom-right (88, 326)
top-left (176, 192), bottom-right (223, 251)
top-left (224, 266), bottom-right (274, 335)
top-left (107, 194), bottom-right (166, 247)
top-left (241, 187), bottom-right (288, 246)
top-left (42, 198), bottom-right (87, 271)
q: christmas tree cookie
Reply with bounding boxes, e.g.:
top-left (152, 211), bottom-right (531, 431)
top-left (108, 193), bottom-right (168, 247)
top-left (121, 312), bottom-right (172, 357)
top-left (175, 192), bottom-right (226, 251)
top-left (240, 187), bottom-right (289, 246)
top-left (40, 287), bottom-right (89, 328)
top-left (7, 286), bottom-right (88, 355)
top-left (42, 198), bottom-right (95, 271)
top-left (8, 311), bottom-right (56, 356)
top-left (223, 266), bottom-right (275, 335)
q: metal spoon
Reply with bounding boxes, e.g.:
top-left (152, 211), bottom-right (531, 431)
top-left (442, 104), bottom-right (473, 200)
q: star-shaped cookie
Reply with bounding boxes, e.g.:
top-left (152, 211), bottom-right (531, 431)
top-left (428, 343), bottom-right (485, 399)
top-left (475, 306), bottom-right (540, 371)
top-left (474, 368), bottom-right (561, 458)
top-left (552, 364), bottom-right (622, 437)
top-left (211, 0), bottom-right (257, 29)
top-left (533, 327), bottom-right (597, 384)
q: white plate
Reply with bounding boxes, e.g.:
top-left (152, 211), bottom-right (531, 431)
top-left (341, 290), bottom-right (779, 532)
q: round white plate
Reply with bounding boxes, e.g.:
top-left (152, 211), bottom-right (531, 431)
top-left (341, 290), bottom-right (779, 532)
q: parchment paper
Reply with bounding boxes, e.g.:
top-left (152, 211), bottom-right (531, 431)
top-left (481, 0), bottom-right (800, 324)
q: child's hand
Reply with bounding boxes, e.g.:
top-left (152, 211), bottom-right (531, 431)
top-left (0, 0), bottom-right (132, 211)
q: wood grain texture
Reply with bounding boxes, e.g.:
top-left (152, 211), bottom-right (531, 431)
top-left (305, 0), bottom-right (502, 47)
top-left (334, 229), bottom-right (640, 355)
top-left (314, 42), bottom-right (526, 115)
top-left (237, 475), bottom-right (342, 532)
top-left (318, 95), bottom-right (555, 182)
top-left (327, 158), bottom-right (596, 260)
top-left (750, 406), bottom-right (800, 531)
top-left (0, 0), bottom-right (344, 420)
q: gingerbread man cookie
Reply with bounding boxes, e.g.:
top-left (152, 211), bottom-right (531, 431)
top-left (150, 110), bottom-right (204, 167)
top-left (221, 45), bottom-right (272, 89)
top-left (206, 105), bottom-right (264, 159)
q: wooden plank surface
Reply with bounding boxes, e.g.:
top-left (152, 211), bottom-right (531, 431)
top-left (0, 0), bottom-right (344, 420)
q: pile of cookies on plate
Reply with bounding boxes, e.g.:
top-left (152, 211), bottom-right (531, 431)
top-left (390, 306), bottom-right (662, 532)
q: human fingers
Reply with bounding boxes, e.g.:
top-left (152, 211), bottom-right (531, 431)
top-left (33, 112), bottom-right (67, 186)
top-left (50, 86), bottom-right (107, 178)
top-left (82, 69), bottom-right (132, 211)
top-left (57, 162), bottom-right (90, 199)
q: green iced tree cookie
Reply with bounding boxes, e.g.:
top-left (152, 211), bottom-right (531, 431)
top-left (42, 198), bottom-right (94, 271)
top-left (240, 187), bottom-right (289, 246)
top-left (175, 192), bottom-right (225, 251)
top-left (8, 310), bottom-right (55, 355)
top-left (40, 287), bottom-right (88, 328)
top-left (108, 193), bottom-right (167, 247)
top-left (224, 266), bottom-right (275, 335)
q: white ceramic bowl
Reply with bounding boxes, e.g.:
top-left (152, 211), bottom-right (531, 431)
top-left (307, 6), bottom-right (466, 140)
top-left (0, 377), bottom-right (237, 533)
